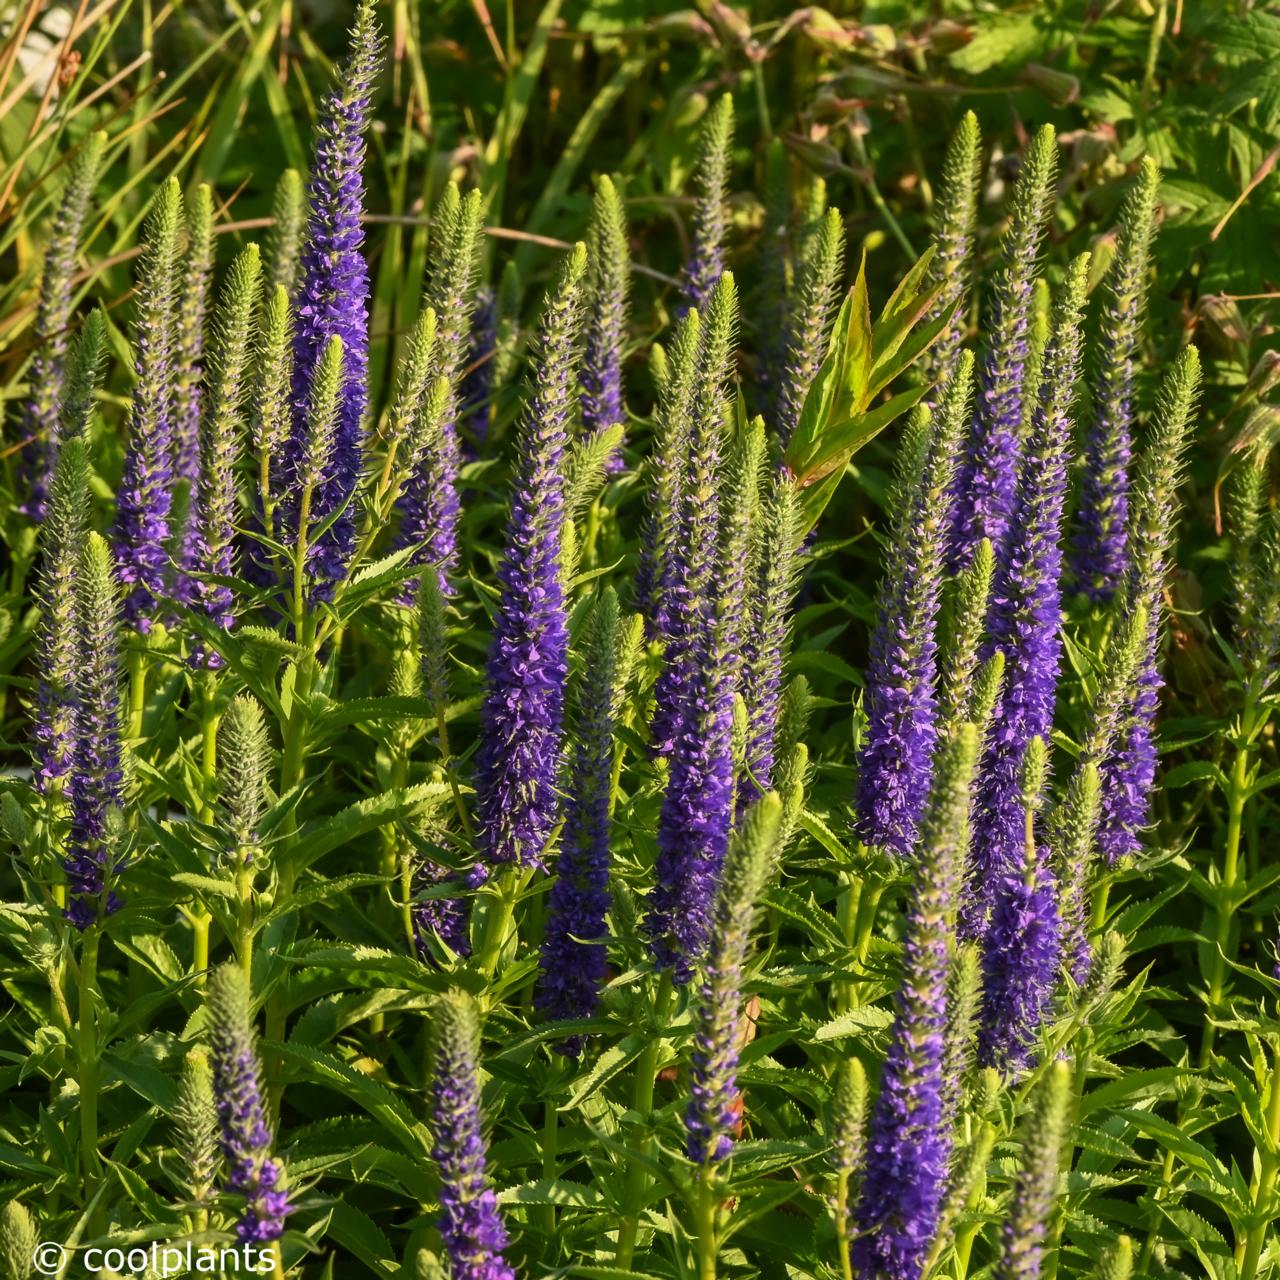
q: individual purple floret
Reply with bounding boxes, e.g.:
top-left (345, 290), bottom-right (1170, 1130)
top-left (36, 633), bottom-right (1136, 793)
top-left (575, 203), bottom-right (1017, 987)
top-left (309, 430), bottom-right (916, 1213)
top-left (282, 0), bottom-right (382, 593)
top-left (475, 245), bottom-right (587, 871)
top-left (686, 793), bottom-right (782, 1165)
top-left (206, 964), bottom-right (291, 1243)
top-left (537, 589), bottom-right (620, 1051)
top-left (429, 992), bottom-right (516, 1280)
top-left (113, 178), bottom-right (183, 631)
top-left (853, 725), bottom-right (979, 1280)
top-left (947, 125), bottom-right (1058, 571)
top-left (63, 534), bottom-right (126, 930)
top-left (1072, 159), bottom-right (1160, 602)
top-left (963, 256), bottom-right (1089, 934)
top-left (855, 355), bottom-right (972, 854)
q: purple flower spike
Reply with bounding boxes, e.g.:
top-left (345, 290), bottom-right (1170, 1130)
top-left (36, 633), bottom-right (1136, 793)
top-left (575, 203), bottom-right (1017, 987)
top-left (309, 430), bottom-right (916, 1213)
top-left (856, 355), bottom-right (972, 854)
top-left (475, 245), bottom-right (587, 871)
top-left (113, 178), bottom-right (183, 631)
top-left (429, 992), bottom-right (516, 1280)
top-left (206, 964), bottom-right (291, 1243)
top-left (1096, 348), bottom-right (1201, 863)
top-left (995, 1060), bottom-right (1072, 1280)
top-left (963, 256), bottom-right (1090, 934)
top-left (64, 534), bottom-right (126, 930)
top-left (682, 94), bottom-right (734, 312)
top-left (192, 244), bottom-right (262, 660)
top-left (582, 175), bottom-right (630, 471)
top-left (537, 588), bottom-right (621, 1050)
top-left (283, 0), bottom-right (383, 593)
top-left (412, 855), bottom-right (472, 960)
top-left (172, 185), bottom-right (216, 610)
top-left (32, 437), bottom-right (92, 793)
top-left (978, 737), bottom-right (1062, 1072)
top-left (741, 477), bottom-right (802, 798)
top-left (686, 793), bottom-right (783, 1165)
top-left (947, 125), bottom-right (1058, 571)
top-left (1073, 159), bottom-right (1160, 601)
top-left (924, 112), bottom-right (981, 389)
top-left (853, 725), bottom-right (979, 1280)
top-left (395, 185), bottom-right (485, 593)
top-left (19, 131), bottom-right (106, 520)
top-left (645, 275), bottom-right (738, 978)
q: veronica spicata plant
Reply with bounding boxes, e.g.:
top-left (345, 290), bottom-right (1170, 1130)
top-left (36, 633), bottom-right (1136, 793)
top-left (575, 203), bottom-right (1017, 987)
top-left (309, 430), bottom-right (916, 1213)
top-left (0, 44), bottom-right (1264, 1280)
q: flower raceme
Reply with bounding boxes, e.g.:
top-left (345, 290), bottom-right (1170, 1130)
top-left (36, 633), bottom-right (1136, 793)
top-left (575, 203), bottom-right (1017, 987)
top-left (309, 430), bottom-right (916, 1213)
top-left (948, 124), bottom-right (1059, 570)
top-left (206, 965), bottom-right (290, 1243)
top-left (475, 243), bottom-right (588, 873)
top-left (854, 724), bottom-right (980, 1280)
top-left (856, 353), bottom-right (974, 855)
top-left (429, 992), bottom-right (515, 1280)
top-left (283, 0), bottom-right (383, 593)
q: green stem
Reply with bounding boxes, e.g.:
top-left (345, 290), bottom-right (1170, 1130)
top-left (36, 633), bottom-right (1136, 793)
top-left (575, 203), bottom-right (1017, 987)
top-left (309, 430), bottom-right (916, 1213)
top-left (847, 127), bottom-right (916, 260)
top-left (616, 973), bottom-right (674, 1267)
top-left (1139, 1144), bottom-right (1178, 1271)
top-left (1239, 1043), bottom-right (1280, 1280)
top-left (834, 1169), bottom-right (854, 1280)
top-left (192, 672), bottom-right (220, 987)
top-left (477, 869), bottom-right (520, 981)
top-left (78, 929), bottom-right (102, 1198)
top-left (1090, 875), bottom-right (1112, 934)
top-left (235, 853), bottom-right (254, 980)
top-left (539, 1086), bottom-right (559, 1237)
top-left (836, 874), bottom-right (862, 1015)
top-left (435, 704), bottom-right (474, 841)
top-left (128, 645), bottom-right (148, 743)
top-left (1200, 697), bottom-right (1255, 1068)
top-left (695, 1169), bottom-right (718, 1280)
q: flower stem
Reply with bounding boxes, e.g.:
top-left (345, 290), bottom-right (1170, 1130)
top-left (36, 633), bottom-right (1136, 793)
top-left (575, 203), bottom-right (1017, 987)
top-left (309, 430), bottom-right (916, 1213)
top-left (78, 928), bottom-right (102, 1199)
top-left (1199, 691), bottom-right (1257, 1068)
top-left (695, 1169), bottom-right (718, 1280)
top-left (127, 644), bottom-right (148, 743)
top-left (192, 671), bottom-right (220, 988)
top-left (615, 972), bottom-right (673, 1267)
top-left (834, 1167), bottom-right (854, 1280)
top-left (1239, 1042), bottom-right (1280, 1280)
top-left (538, 1083), bottom-right (559, 1237)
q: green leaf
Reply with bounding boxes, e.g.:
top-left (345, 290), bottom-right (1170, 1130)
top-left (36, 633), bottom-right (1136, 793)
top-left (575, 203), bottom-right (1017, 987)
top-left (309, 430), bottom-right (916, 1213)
top-left (256, 873), bottom-right (388, 926)
top-left (562, 1033), bottom-right (650, 1110)
top-left (272, 1041), bottom-right (433, 1158)
top-left (811, 1005), bottom-right (895, 1042)
top-left (289, 782), bottom-right (451, 869)
top-left (1160, 759), bottom-right (1228, 791)
top-left (764, 888), bottom-right (845, 950)
top-left (950, 13), bottom-right (1046, 74)
top-left (498, 1178), bottom-right (609, 1209)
